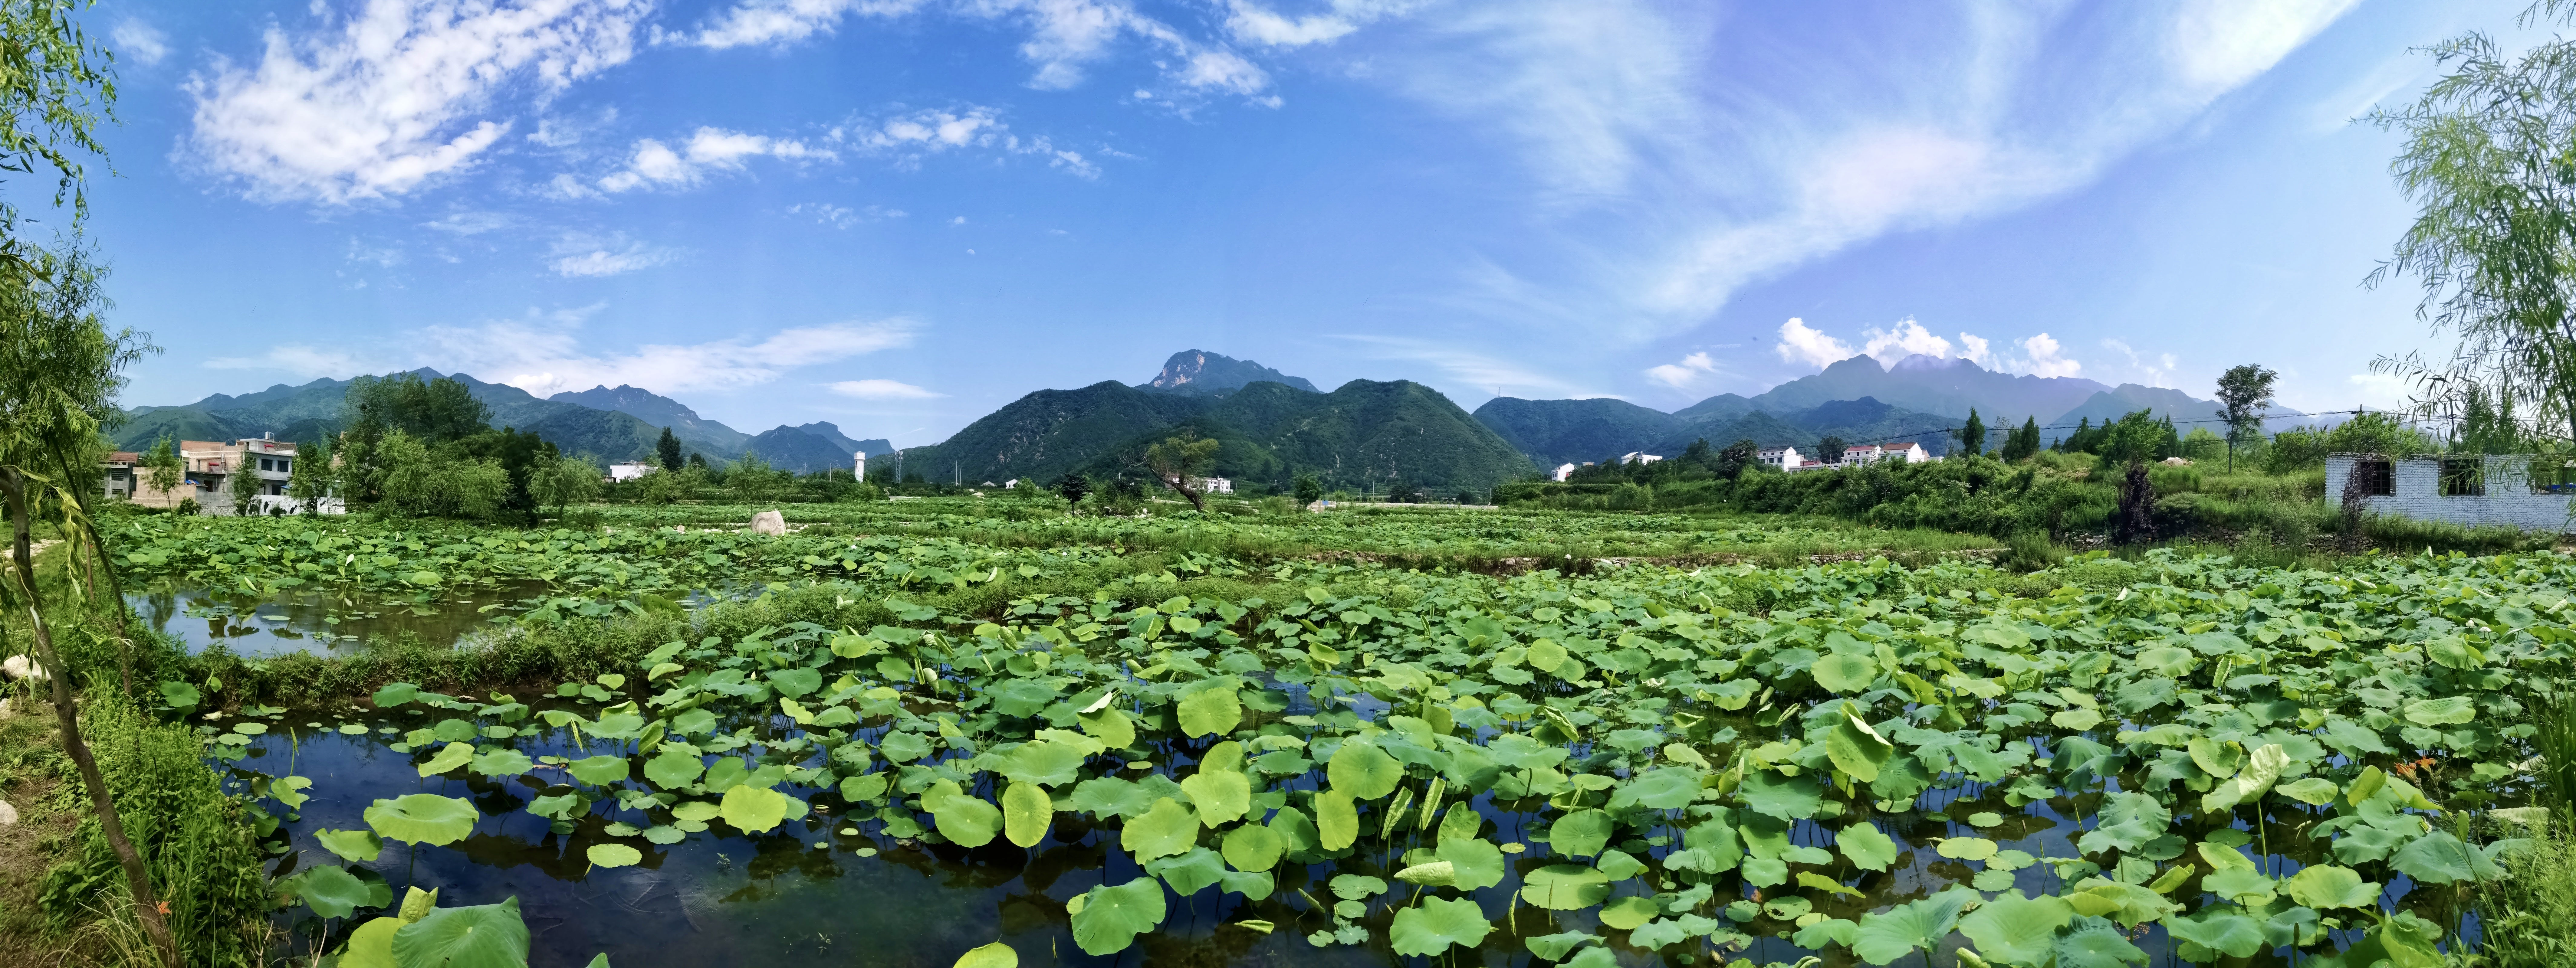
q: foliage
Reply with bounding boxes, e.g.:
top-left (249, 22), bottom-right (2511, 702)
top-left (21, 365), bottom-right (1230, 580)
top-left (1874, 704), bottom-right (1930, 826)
top-left (527, 454), bottom-right (602, 516)
top-left (1958, 407), bottom-right (1986, 456)
top-left (656, 427), bottom-right (683, 472)
top-left (288, 436), bottom-right (333, 511)
top-left (2214, 364), bottom-right (2279, 472)
top-left (1144, 431), bottom-right (1221, 512)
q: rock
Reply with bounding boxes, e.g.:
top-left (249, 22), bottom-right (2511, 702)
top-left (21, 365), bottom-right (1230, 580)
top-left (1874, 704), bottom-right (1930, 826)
top-left (0, 800), bottom-right (15, 826)
top-left (1, 654), bottom-right (45, 682)
top-left (749, 511), bottom-right (787, 536)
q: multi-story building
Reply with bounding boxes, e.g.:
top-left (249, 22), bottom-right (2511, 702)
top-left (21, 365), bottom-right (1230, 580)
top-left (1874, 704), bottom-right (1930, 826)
top-left (123, 436), bottom-right (297, 512)
top-left (1755, 446), bottom-right (1803, 473)
top-left (1838, 442), bottom-right (1931, 467)
top-left (101, 451), bottom-right (140, 499)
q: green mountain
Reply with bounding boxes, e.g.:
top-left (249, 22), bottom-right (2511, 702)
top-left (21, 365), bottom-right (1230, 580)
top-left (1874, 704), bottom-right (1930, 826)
top-left (112, 369), bottom-right (743, 463)
top-left (546, 384), bottom-right (754, 454)
top-left (1472, 397), bottom-right (1683, 468)
top-left (901, 377), bottom-right (1534, 493)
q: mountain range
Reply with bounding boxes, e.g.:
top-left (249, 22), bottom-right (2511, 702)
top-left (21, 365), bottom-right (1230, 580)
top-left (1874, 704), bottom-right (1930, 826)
top-left (114, 371), bottom-right (890, 474)
top-left (120, 348), bottom-right (2233, 492)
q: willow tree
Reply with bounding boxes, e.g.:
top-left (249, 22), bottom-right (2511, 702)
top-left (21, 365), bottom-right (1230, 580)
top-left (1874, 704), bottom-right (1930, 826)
top-left (0, 4), bottom-right (181, 965)
top-left (2367, 0), bottom-right (2576, 443)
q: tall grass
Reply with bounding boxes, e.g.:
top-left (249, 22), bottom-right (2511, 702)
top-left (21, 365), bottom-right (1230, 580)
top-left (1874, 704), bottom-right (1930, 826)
top-left (2467, 694), bottom-right (2576, 966)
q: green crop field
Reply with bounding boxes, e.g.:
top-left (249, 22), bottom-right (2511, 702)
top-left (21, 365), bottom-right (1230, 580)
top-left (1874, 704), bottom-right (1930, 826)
top-left (41, 500), bottom-right (2562, 968)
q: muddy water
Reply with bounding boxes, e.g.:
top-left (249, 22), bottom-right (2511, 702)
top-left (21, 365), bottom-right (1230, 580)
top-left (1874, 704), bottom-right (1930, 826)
top-left (217, 709), bottom-right (2454, 968)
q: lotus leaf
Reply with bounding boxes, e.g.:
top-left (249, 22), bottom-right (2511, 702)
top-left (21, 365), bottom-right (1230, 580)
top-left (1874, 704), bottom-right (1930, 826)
top-left (643, 750), bottom-right (704, 788)
top-left (567, 756), bottom-right (629, 786)
top-left (1179, 767), bottom-right (1251, 826)
top-left (2077, 792), bottom-right (2170, 855)
top-left (2201, 744), bottom-right (2287, 813)
top-left (2164, 908), bottom-right (2265, 959)
top-left (2390, 830), bottom-right (2505, 884)
top-left (1548, 809), bottom-right (1611, 858)
top-left (469, 749), bottom-right (533, 777)
top-left (1851, 888), bottom-right (1972, 966)
top-left (287, 865), bottom-right (375, 919)
top-left (1393, 860), bottom-right (1454, 887)
top-left (1122, 797), bottom-right (1199, 861)
top-left (952, 941), bottom-right (1017, 968)
top-left (1221, 823), bottom-right (1283, 872)
top-left (1327, 741), bottom-right (1402, 800)
top-left (365, 795), bottom-right (478, 846)
top-left (1598, 895), bottom-right (1658, 930)
top-left (586, 844), bottom-right (642, 869)
top-left (1146, 848), bottom-right (1229, 894)
top-left (994, 741), bottom-right (1087, 787)
top-left (1315, 790), bottom-right (1358, 850)
top-left (1437, 836), bottom-right (1505, 891)
top-left (1812, 653), bottom-right (1877, 694)
top-left (2275, 777), bottom-right (2339, 805)
top-left (1078, 707), bottom-right (1135, 748)
top-left (2403, 696), bottom-right (2476, 726)
top-left (1070, 878), bottom-right (1166, 956)
top-left (1525, 930), bottom-right (1598, 961)
top-left (392, 896), bottom-right (530, 968)
top-left (2284, 864), bottom-right (2380, 909)
top-left (1176, 687), bottom-right (1241, 738)
top-left (1606, 767), bottom-right (1702, 810)
top-left (417, 742), bottom-right (473, 777)
top-left (719, 785), bottom-right (790, 834)
top-left (2053, 916), bottom-right (2148, 968)
top-left (314, 828), bottom-right (384, 863)
top-left (1519, 865), bottom-right (1608, 910)
top-left (1001, 782), bottom-right (1053, 848)
top-left (1388, 896), bottom-right (1492, 957)
top-left (921, 780), bottom-right (1001, 847)
top-left (1936, 837), bottom-right (1998, 861)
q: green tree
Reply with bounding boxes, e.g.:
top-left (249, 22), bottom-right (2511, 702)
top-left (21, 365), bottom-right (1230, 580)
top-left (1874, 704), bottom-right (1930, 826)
top-left (142, 432), bottom-right (179, 498)
top-left (2214, 364), bottom-right (2279, 471)
top-left (1999, 417), bottom-right (2041, 461)
top-left (286, 437), bottom-right (330, 512)
top-left (1292, 473), bottom-right (1322, 508)
top-left (226, 449), bottom-right (262, 514)
top-left (2367, 2), bottom-right (2576, 441)
top-left (1957, 408), bottom-right (1986, 457)
top-left (1143, 430), bottom-right (1221, 512)
top-left (436, 459), bottom-right (510, 519)
top-left (656, 426), bottom-right (683, 471)
top-left (374, 430), bottom-right (436, 516)
top-left (1053, 472), bottom-right (1092, 510)
top-left (1816, 435), bottom-right (1848, 464)
top-left (527, 454), bottom-right (602, 518)
top-left (728, 452), bottom-right (787, 505)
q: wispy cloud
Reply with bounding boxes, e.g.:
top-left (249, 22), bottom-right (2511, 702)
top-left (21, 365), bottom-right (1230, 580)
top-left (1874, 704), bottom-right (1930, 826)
top-left (421, 316), bottom-right (920, 396)
top-left (1772, 317), bottom-right (2085, 378)
top-left (548, 233), bottom-right (682, 277)
top-left (185, 0), bottom-right (646, 204)
top-left (204, 344), bottom-right (382, 377)
top-left (585, 127), bottom-right (835, 195)
top-left (680, 0), bottom-right (929, 49)
top-left (112, 19), bottom-right (170, 66)
top-left (1643, 351), bottom-right (1724, 389)
top-left (826, 378), bottom-right (941, 399)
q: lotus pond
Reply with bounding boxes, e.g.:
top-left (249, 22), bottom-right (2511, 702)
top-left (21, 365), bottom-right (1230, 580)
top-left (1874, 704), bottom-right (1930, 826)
top-left (207, 546), bottom-right (2568, 967)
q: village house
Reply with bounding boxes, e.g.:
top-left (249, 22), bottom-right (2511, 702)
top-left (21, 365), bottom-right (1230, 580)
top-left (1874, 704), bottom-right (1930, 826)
top-left (608, 461), bottom-right (659, 482)
top-left (101, 451), bottom-right (139, 499)
top-left (123, 436), bottom-right (297, 513)
top-left (1755, 446), bottom-right (1803, 473)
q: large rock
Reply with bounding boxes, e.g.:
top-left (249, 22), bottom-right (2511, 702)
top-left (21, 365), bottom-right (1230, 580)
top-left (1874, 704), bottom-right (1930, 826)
top-left (749, 511), bottom-right (787, 536)
top-left (1, 654), bottom-right (44, 682)
top-left (0, 799), bottom-right (15, 826)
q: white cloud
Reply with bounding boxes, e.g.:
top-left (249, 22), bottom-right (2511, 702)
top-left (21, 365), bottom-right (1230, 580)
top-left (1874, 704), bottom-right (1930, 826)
top-left (1860, 318), bottom-right (1952, 364)
top-left (1957, 333), bottom-right (1994, 368)
top-left (422, 316), bottom-right (920, 396)
top-left (596, 126), bottom-right (834, 193)
top-left (1772, 318), bottom-right (1854, 369)
top-left (2170, 0), bottom-right (2359, 90)
top-left (1643, 351), bottom-right (1722, 389)
top-left (423, 211), bottom-right (514, 234)
top-left (185, 0), bottom-right (647, 204)
top-left (826, 378), bottom-right (941, 399)
top-left (2022, 334), bottom-right (2081, 379)
top-left (112, 19), bottom-right (171, 66)
top-left (789, 202), bottom-right (904, 228)
top-left (682, 0), bottom-right (928, 49)
top-left (204, 345), bottom-right (380, 377)
top-left (2100, 338), bottom-right (2173, 385)
top-left (1224, 0), bottom-right (1423, 47)
top-left (548, 233), bottom-right (681, 277)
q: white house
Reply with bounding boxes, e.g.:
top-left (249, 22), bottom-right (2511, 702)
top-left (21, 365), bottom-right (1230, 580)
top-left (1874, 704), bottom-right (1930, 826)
top-left (1194, 476), bottom-right (1234, 494)
top-left (1756, 446), bottom-right (1802, 472)
top-left (1618, 452), bottom-right (1663, 465)
top-left (1550, 463), bottom-right (1579, 482)
top-left (609, 462), bottom-right (659, 483)
top-left (1839, 443), bottom-right (1930, 467)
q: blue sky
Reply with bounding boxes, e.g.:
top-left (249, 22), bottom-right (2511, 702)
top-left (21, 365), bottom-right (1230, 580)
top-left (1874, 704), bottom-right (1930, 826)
top-left (75, 0), bottom-right (2530, 443)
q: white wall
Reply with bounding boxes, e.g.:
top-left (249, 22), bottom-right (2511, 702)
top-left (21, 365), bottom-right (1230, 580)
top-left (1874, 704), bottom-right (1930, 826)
top-left (2326, 454), bottom-right (2575, 532)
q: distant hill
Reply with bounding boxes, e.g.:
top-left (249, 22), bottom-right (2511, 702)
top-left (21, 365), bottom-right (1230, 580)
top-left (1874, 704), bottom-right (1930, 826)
top-left (901, 374), bottom-right (1532, 492)
top-left (1472, 397), bottom-right (1682, 469)
top-left (1716, 354), bottom-right (2105, 428)
top-left (547, 384), bottom-right (753, 455)
top-left (1138, 349), bottom-right (1319, 396)
top-left (1670, 393), bottom-right (1757, 424)
top-left (113, 369), bottom-right (745, 464)
top-left (2050, 385), bottom-right (2214, 430)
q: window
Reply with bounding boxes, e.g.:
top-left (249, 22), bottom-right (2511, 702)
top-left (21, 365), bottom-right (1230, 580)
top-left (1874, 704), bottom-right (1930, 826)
top-left (2349, 458), bottom-right (2394, 497)
top-left (258, 457), bottom-right (274, 472)
top-left (2439, 457), bottom-right (2484, 497)
top-left (277, 458), bottom-right (291, 474)
top-left (2534, 460), bottom-right (2576, 494)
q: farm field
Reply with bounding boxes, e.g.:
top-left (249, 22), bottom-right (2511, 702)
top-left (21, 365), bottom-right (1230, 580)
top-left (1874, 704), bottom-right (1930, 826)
top-left (51, 501), bottom-right (2565, 968)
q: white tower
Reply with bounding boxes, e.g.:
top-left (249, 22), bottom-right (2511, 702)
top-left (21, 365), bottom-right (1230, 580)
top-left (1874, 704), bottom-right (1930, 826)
top-left (854, 450), bottom-right (867, 481)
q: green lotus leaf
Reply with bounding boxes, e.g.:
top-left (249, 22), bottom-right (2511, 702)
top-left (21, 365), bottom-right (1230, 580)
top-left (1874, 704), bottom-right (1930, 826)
top-left (2283, 864), bottom-right (2379, 909)
top-left (2205, 742), bottom-right (2289, 813)
top-left (2186, 738), bottom-right (2242, 779)
top-left (1145, 847), bottom-right (1228, 894)
top-left (1393, 860), bottom-right (1454, 887)
top-left (950, 940), bottom-right (1017, 968)
top-left (2275, 777), bottom-right (2339, 806)
top-left (2390, 830), bottom-right (2503, 884)
top-left (1078, 708), bottom-right (1135, 749)
top-left (1069, 878), bottom-right (1166, 956)
top-left (1936, 837), bottom-right (1998, 862)
top-left (1826, 711), bottom-right (1894, 783)
top-left (1799, 871), bottom-right (1865, 898)
top-left (921, 780), bottom-right (1001, 847)
top-left (2077, 792), bottom-right (2170, 855)
top-left (880, 731), bottom-right (935, 763)
top-left (417, 741), bottom-right (473, 777)
top-left (469, 748), bottom-right (533, 777)
top-left (1179, 767), bottom-right (1252, 826)
top-left (2403, 696), bottom-right (2476, 726)
top-left (1525, 930), bottom-right (1599, 961)
top-left (365, 794), bottom-right (478, 846)
top-left (1736, 770), bottom-right (1824, 820)
top-left (2164, 908), bottom-right (2265, 959)
top-left (1606, 767), bottom-right (1701, 811)
top-left (1176, 687), bottom-right (1242, 738)
top-left (2061, 878), bottom-right (2177, 928)
top-left (586, 844), bottom-right (642, 869)
top-left (567, 755), bottom-right (629, 786)
top-left (1524, 639), bottom-right (1567, 672)
top-left (1001, 782), bottom-right (1053, 848)
top-left (372, 682), bottom-right (419, 708)
top-left (1837, 820), bottom-right (1899, 871)
top-left (670, 800), bottom-right (720, 823)
top-left (287, 865), bottom-right (374, 919)
top-left (1315, 790), bottom-right (1358, 850)
top-left (1518, 865), bottom-right (1609, 910)
top-left (314, 828), bottom-right (384, 863)
top-left (391, 896), bottom-right (530, 968)
top-left (718, 785), bottom-right (790, 834)
top-left (1066, 777), bottom-right (1152, 819)
top-left (1327, 741), bottom-right (1402, 800)
top-left (1121, 797), bottom-right (1199, 862)
top-left (643, 750), bottom-right (704, 789)
top-left (994, 741), bottom-right (1087, 787)
top-left (343, 916), bottom-right (404, 968)
top-left (1548, 809), bottom-right (1611, 858)
top-left (1812, 653), bottom-right (1878, 694)
top-left (1852, 888), bottom-right (1973, 966)
top-left (2053, 916), bottom-right (2148, 968)
top-left (1597, 895), bottom-right (1658, 930)
top-left (1221, 822), bottom-right (1283, 872)
top-left (2052, 708), bottom-right (2104, 731)
top-left (766, 667), bottom-right (821, 699)
top-left (2200, 867), bottom-right (2275, 904)
top-left (1389, 896), bottom-right (1492, 957)
top-left (1437, 836), bottom-right (1505, 891)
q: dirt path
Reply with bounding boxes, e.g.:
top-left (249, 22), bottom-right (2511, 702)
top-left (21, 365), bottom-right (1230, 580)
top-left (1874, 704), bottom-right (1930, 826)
top-left (0, 700), bottom-right (76, 968)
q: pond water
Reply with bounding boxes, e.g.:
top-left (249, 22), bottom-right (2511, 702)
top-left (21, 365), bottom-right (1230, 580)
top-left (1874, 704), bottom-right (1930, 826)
top-left (129, 581), bottom-right (544, 656)
top-left (218, 706), bottom-right (2444, 968)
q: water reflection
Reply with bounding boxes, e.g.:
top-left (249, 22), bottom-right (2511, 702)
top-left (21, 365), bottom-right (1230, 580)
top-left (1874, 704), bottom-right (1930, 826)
top-left (128, 580), bottom-right (544, 656)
